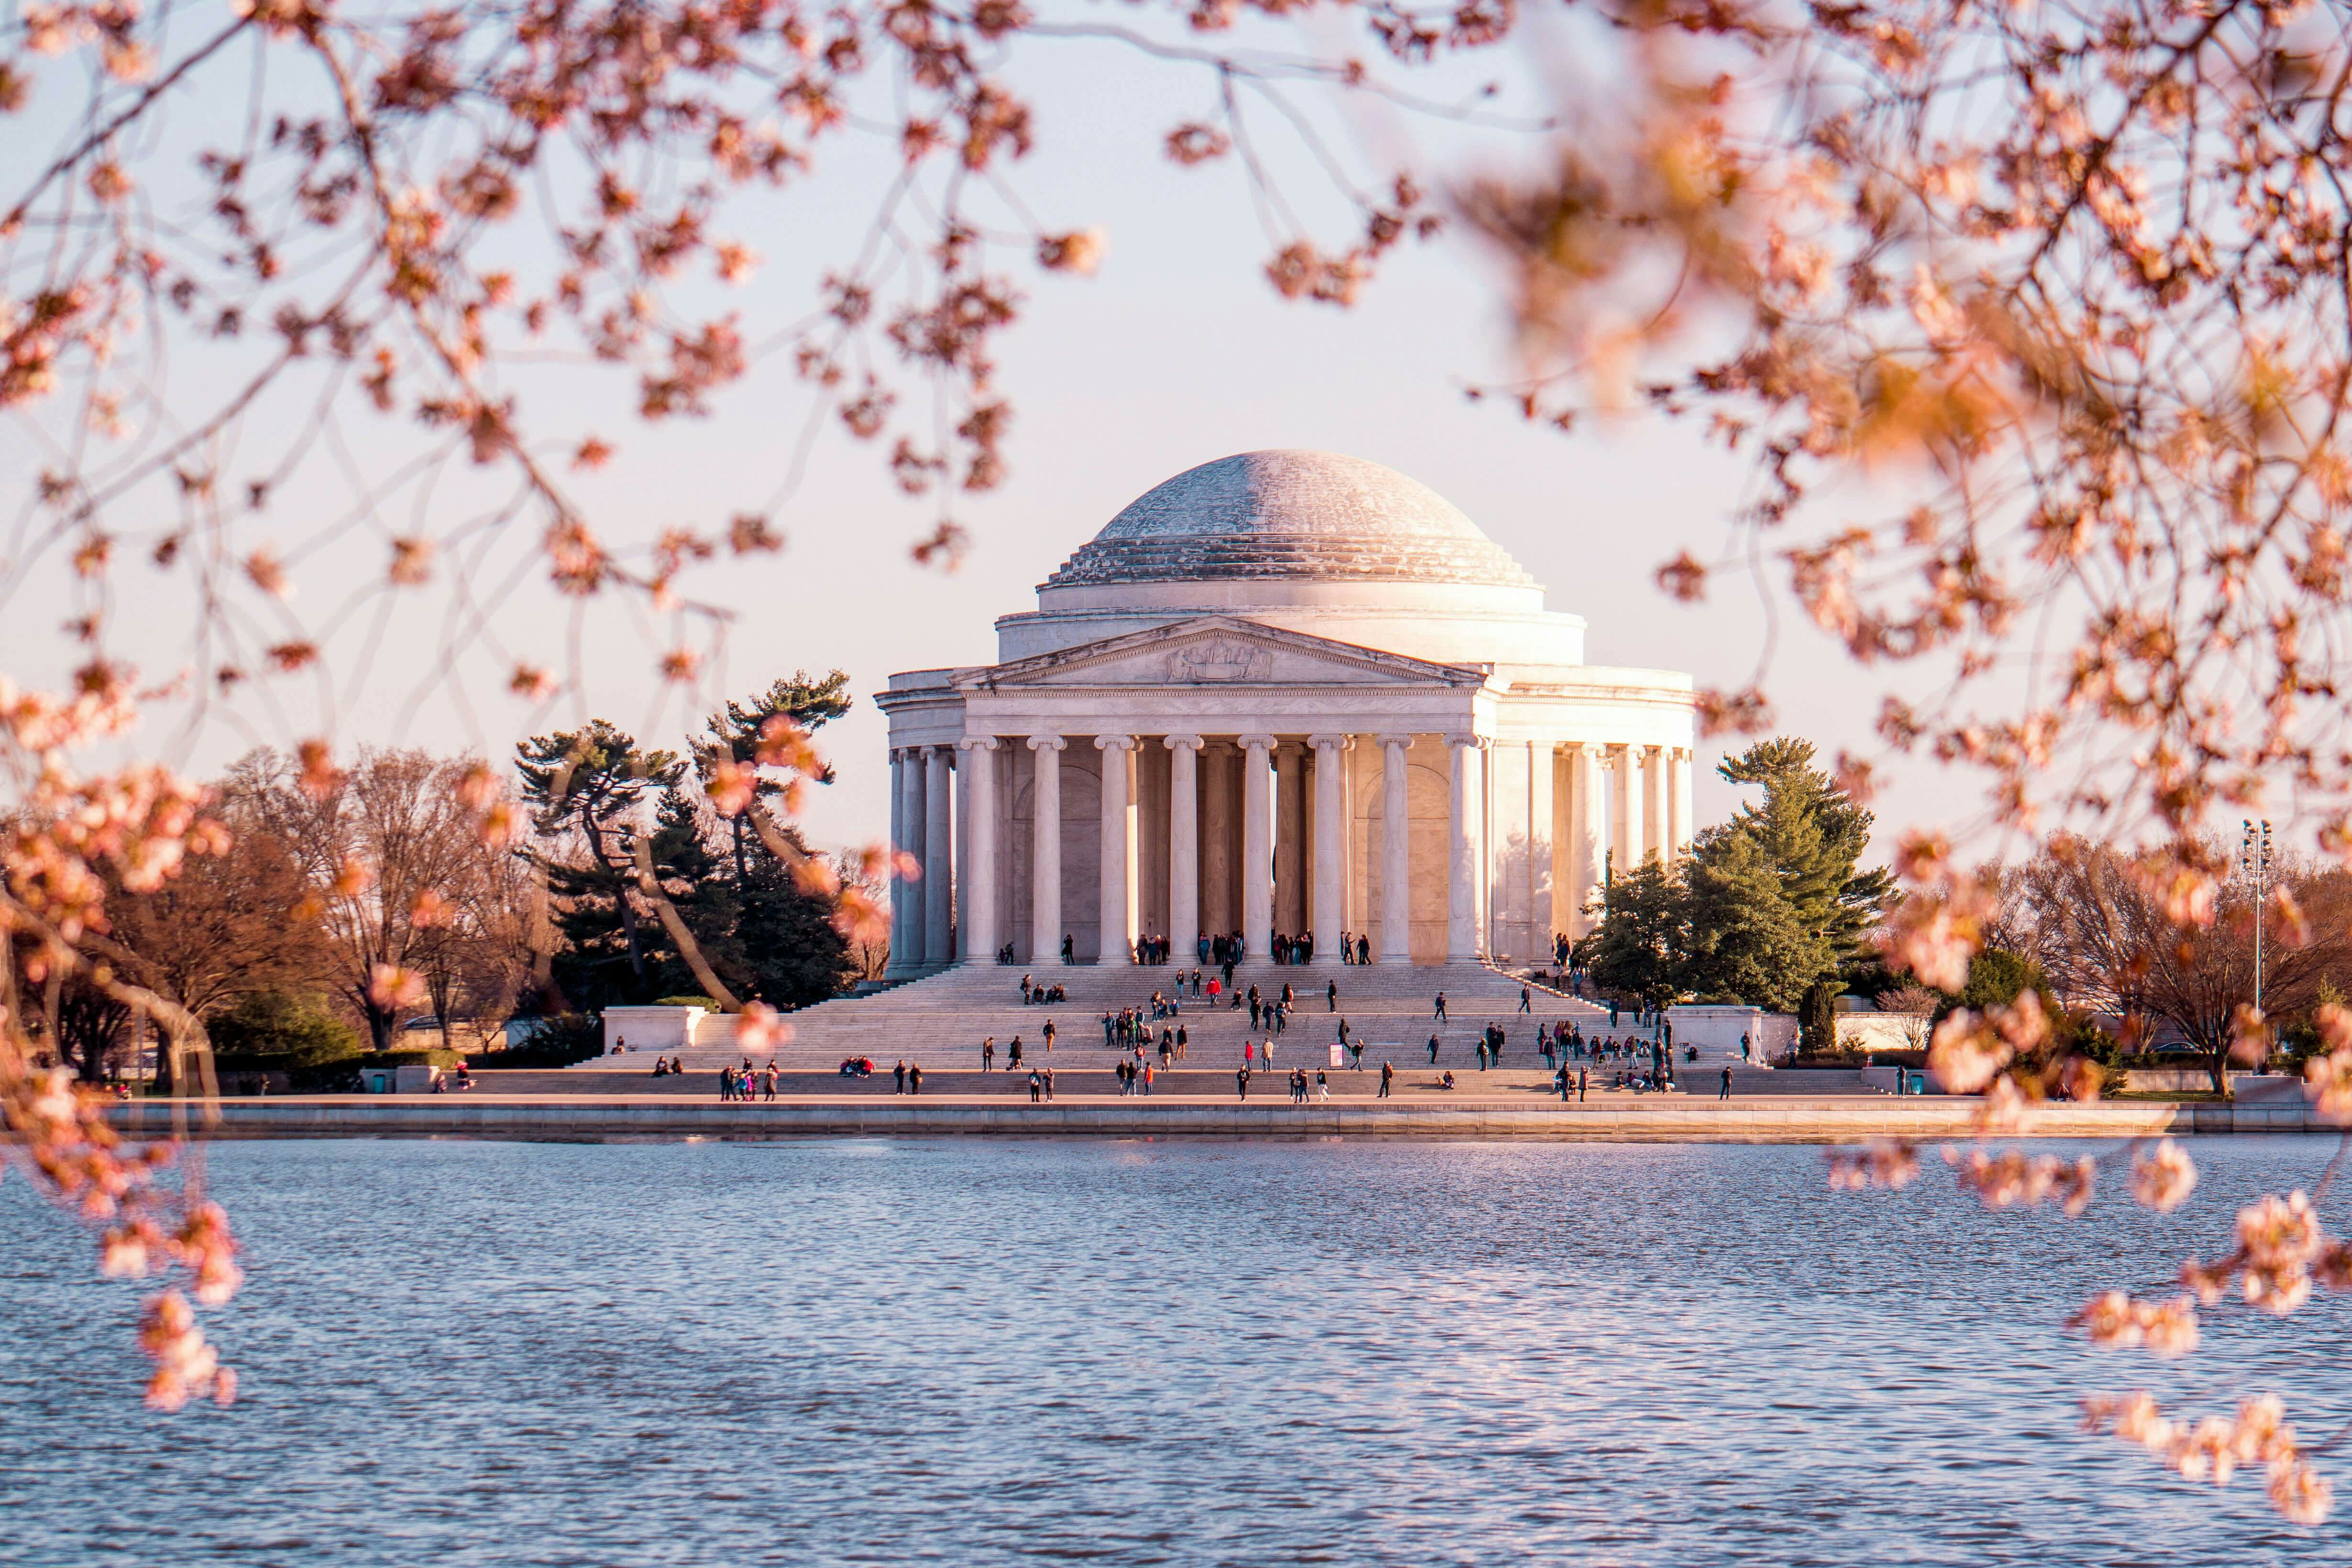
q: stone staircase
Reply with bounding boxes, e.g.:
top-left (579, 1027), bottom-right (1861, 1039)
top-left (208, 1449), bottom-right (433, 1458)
top-left (580, 961), bottom-right (1620, 1072)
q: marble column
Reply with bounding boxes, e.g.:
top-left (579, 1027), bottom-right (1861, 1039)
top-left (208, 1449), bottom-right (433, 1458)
top-left (1240, 734), bottom-right (1274, 958)
top-left (1165, 735), bottom-right (1202, 955)
top-left (1097, 735), bottom-right (1136, 965)
top-left (885, 749), bottom-right (913, 980)
top-left (1378, 735), bottom-right (1412, 964)
top-left (958, 738), bottom-right (999, 963)
top-left (924, 746), bottom-right (953, 967)
top-left (1612, 744), bottom-right (1644, 878)
top-left (1308, 735), bottom-right (1348, 964)
top-left (954, 743), bottom-right (972, 962)
top-left (1447, 735), bottom-right (1483, 961)
top-left (1201, 741), bottom-right (1234, 934)
top-left (1671, 746), bottom-right (1695, 863)
top-left (898, 747), bottom-right (929, 971)
top-left (1641, 744), bottom-right (1666, 865)
top-left (1273, 742), bottom-right (1306, 938)
top-left (1574, 744), bottom-right (1608, 935)
top-left (1479, 738), bottom-right (1495, 960)
top-left (1527, 741), bottom-right (1555, 965)
top-left (1028, 736), bottom-right (1064, 965)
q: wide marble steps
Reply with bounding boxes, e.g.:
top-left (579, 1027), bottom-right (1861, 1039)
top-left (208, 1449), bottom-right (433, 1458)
top-left (587, 962), bottom-right (1631, 1071)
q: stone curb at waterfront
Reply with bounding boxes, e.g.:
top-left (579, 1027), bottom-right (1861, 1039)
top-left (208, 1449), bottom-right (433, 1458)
top-left (103, 1096), bottom-right (2347, 1142)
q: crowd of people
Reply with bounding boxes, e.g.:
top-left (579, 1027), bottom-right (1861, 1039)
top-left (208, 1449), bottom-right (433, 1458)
top-left (1016, 974), bottom-right (1066, 1005)
top-left (717, 1060), bottom-right (781, 1100)
top-left (684, 941), bottom-right (1715, 1107)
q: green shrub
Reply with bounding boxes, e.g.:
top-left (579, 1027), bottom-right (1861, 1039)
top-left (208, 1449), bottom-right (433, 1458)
top-left (468, 1012), bottom-right (603, 1069)
top-left (1798, 980), bottom-right (1843, 1055)
top-left (207, 991), bottom-right (362, 1068)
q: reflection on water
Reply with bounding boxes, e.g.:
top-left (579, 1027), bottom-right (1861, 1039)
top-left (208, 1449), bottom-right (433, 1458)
top-left (3, 1136), bottom-right (2348, 1566)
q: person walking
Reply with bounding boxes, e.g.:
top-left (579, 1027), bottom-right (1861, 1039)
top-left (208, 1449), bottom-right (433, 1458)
top-left (893, 1059), bottom-right (907, 1095)
top-left (1315, 1068), bottom-right (1330, 1103)
top-left (1719, 1065), bottom-right (1732, 1101)
top-left (1379, 1060), bottom-right (1394, 1099)
top-left (1028, 1068), bottom-right (1042, 1103)
top-left (1043, 1065), bottom-right (1055, 1101)
top-left (1577, 1066), bottom-right (1589, 1103)
top-left (982, 1036), bottom-right (995, 1072)
top-left (1558, 1064), bottom-right (1571, 1102)
top-left (1042, 1018), bottom-right (1055, 1053)
top-left (1236, 1065), bottom-right (1250, 1101)
top-left (1519, 985), bottom-right (1532, 1015)
top-left (1327, 979), bottom-right (1339, 1012)
top-left (1427, 1033), bottom-right (1440, 1064)
top-left (1433, 991), bottom-right (1448, 1021)
top-left (908, 1063), bottom-right (923, 1095)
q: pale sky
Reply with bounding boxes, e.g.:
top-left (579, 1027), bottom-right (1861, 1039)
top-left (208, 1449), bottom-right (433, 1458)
top-left (3, 20), bottom-right (1999, 862)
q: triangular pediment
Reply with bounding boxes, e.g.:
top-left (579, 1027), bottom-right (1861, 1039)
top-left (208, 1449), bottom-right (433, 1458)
top-left (967, 617), bottom-right (1484, 691)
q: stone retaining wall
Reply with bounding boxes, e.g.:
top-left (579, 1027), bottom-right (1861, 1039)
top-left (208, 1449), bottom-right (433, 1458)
top-left (103, 1097), bottom-right (2348, 1142)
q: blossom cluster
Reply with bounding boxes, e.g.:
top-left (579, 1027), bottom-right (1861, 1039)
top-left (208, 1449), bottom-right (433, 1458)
top-left (2065, 1292), bottom-right (2198, 1358)
top-left (2128, 1140), bottom-right (2198, 1214)
top-left (3, 1061), bottom-right (241, 1408)
top-left (1945, 1147), bottom-right (2095, 1217)
top-left (1824, 1139), bottom-right (1918, 1191)
top-left (2082, 1393), bottom-right (2330, 1524)
top-left (2174, 1191), bottom-right (2352, 1319)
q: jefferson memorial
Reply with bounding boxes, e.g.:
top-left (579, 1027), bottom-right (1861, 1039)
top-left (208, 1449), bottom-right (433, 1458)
top-left (877, 450), bottom-right (1697, 976)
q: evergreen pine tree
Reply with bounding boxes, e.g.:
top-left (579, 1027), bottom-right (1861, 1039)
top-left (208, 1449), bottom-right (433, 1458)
top-left (1706, 736), bottom-right (1894, 984)
top-left (695, 672), bottom-right (853, 882)
top-left (1678, 831), bottom-right (1821, 1011)
top-left (1587, 855), bottom-right (1685, 1013)
top-left (516, 721), bottom-right (685, 1007)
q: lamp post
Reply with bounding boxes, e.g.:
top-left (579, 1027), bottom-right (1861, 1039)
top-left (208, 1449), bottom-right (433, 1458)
top-left (2240, 818), bottom-right (2274, 1015)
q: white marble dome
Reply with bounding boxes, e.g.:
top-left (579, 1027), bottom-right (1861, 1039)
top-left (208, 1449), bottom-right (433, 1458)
top-left (1042, 450), bottom-right (1540, 592)
top-left (880, 445), bottom-right (1700, 978)
top-left (1004, 449), bottom-right (1581, 667)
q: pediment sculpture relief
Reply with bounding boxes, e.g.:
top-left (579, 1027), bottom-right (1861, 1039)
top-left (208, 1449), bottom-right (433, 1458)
top-left (1165, 637), bottom-right (1276, 683)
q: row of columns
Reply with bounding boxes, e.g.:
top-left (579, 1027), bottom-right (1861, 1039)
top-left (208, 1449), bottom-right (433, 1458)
top-left (887, 735), bottom-right (1693, 974)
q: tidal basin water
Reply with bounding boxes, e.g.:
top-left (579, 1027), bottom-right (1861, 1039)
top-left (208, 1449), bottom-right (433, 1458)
top-left (4, 1136), bottom-right (2350, 1566)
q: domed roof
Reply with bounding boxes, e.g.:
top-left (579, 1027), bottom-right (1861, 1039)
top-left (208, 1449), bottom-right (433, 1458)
top-left (1041, 450), bottom-right (1539, 591)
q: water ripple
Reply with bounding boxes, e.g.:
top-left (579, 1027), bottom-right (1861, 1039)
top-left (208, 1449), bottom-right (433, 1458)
top-left (1, 1136), bottom-right (2347, 1566)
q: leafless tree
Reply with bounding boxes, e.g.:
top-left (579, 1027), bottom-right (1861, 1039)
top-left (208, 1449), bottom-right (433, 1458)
top-left (833, 849), bottom-right (891, 985)
top-left (243, 747), bottom-right (514, 1050)
top-left (2012, 838), bottom-right (2352, 1093)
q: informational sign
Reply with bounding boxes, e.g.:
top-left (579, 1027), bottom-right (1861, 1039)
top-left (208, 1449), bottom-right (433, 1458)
top-left (1329, 1041), bottom-right (1344, 1067)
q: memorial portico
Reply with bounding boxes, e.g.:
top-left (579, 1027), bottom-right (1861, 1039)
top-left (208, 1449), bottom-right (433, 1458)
top-left (878, 451), bottom-right (1698, 975)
